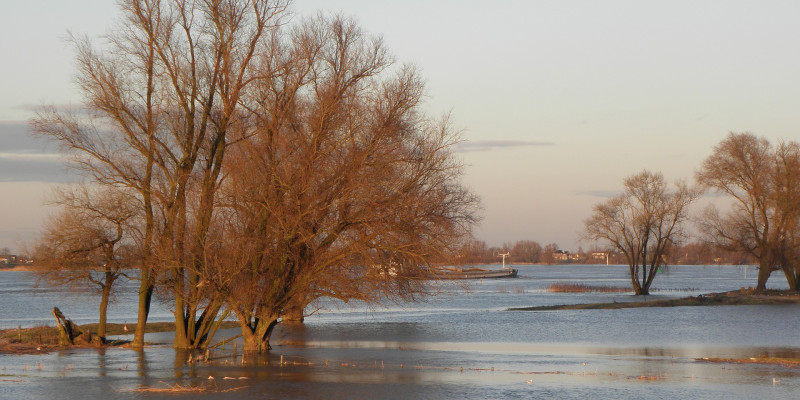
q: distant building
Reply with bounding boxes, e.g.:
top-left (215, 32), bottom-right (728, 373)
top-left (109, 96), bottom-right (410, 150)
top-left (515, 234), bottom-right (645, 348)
top-left (0, 255), bottom-right (16, 264)
top-left (552, 250), bottom-right (581, 262)
top-left (553, 250), bottom-right (568, 262)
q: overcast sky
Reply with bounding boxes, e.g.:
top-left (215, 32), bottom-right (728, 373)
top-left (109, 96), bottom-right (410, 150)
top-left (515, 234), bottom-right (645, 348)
top-left (2, 0), bottom-right (799, 253)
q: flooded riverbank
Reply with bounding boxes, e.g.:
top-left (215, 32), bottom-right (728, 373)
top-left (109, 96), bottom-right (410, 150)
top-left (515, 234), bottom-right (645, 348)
top-left (1, 265), bottom-right (798, 398)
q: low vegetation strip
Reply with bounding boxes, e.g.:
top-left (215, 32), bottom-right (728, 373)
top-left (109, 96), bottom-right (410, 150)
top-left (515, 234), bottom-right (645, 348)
top-left (546, 283), bottom-right (629, 293)
top-left (0, 321), bottom-right (240, 354)
top-left (509, 290), bottom-right (800, 311)
top-left (696, 357), bottom-right (800, 368)
top-left (129, 383), bottom-right (246, 393)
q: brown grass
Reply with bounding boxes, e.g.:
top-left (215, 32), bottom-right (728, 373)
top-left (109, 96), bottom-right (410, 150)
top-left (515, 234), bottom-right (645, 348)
top-left (0, 325), bottom-right (60, 346)
top-left (546, 283), bottom-right (629, 293)
top-left (130, 383), bottom-right (245, 393)
top-left (0, 265), bottom-right (41, 272)
top-left (0, 321), bottom-right (241, 354)
top-left (630, 374), bottom-right (666, 381)
top-left (697, 357), bottom-right (800, 368)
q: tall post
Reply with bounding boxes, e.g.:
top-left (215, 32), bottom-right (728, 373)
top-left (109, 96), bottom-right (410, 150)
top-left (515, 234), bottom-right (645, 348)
top-left (498, 252), bottom-right (510, 269)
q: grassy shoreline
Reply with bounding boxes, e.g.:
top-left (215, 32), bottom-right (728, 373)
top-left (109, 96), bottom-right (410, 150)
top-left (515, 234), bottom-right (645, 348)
top-left (508, 289), bottom-right (800, 311)
top-left (0, 321), bottom-right (240, 354)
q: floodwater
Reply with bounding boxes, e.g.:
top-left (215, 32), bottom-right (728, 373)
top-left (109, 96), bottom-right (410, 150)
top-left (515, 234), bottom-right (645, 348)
top-left (1, 265), bottom-right (799, 399)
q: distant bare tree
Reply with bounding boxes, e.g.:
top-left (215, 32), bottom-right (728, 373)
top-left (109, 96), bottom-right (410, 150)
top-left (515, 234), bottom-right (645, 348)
top-left (696, 133), bottom-right (800, 291)
top-left (511, 240), bottom-right (543, 264)
top-left (457, 240), bottom-right (489, 264)
top-left (584, 171), bottom-right (698, 295)
top-left (541, 243), bottom-right (559, 264)
top-left (668, 241), bottom-right (754, 265)
top-left (31, 186), bottom-right (137, 343)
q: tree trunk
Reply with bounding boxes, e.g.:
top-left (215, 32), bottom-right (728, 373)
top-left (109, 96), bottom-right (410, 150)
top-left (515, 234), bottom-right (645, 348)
top-left (633, 280), bottom-right (647, 295)
top-left (240, 317), bottom-right (279, 353)
top-left (97, 283), bottom-right (111, 343)
top-left (197, 303), bottom-right (228, 349)
top-left (242, 331), bottom-right (267, 353)
top-left (629, 263), bottom-right (645, 295)
top-left (756, 256), bottom-right (773, 292)
top-left (173, 267), bottom-right (190, 349)
top-left (131, 267), bottom-right (153, 348)
top-left (641, 264), bottom-right (659, 295)
top-left (172, 273), bottom-right (224, 349)
top-left (781, 266), bottom-right (798, 291)
top-left (282, 300), bottom-right (306, 323)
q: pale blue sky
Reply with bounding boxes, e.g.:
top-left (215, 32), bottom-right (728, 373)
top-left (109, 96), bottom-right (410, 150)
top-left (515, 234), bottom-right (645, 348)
top-left (2, 0), bottom-right (799, 253)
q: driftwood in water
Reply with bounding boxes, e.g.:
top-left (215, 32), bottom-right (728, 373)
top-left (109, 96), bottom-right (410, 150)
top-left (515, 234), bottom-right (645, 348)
top-left (52, 307), bottom-right (90, 345)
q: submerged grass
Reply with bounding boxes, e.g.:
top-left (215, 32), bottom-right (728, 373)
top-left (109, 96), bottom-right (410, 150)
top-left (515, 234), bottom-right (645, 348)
top-left (130, 383), bottom-right (245, 393)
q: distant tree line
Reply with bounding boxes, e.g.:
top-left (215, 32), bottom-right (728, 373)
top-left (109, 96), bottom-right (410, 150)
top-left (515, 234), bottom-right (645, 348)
top-left (456, 239), bottom-right (754, 266)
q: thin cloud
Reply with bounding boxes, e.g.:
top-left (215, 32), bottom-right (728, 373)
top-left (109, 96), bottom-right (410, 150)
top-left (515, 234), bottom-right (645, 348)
top-left (0, 121), bottom-right (71, 182)
top-left (0, 121), bottom-right (55, 153)
top-left (0, 157), bottom-right (70, 183)
top-left (0, 152), bottom-right (63, 161)
top-left (456, 140), bottom-right (554, 153)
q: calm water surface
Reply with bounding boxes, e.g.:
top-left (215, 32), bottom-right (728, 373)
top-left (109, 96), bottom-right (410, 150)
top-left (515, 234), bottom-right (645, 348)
top-left (1, 264), bottom-right (798, 399)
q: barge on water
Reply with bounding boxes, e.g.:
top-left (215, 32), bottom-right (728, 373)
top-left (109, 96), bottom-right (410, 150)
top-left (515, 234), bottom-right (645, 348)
top-left (430, 267), bottom-right (519, 280)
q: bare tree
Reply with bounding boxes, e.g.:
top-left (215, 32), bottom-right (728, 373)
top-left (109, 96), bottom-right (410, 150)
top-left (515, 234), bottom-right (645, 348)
top-left (696, 132), bottom-right (800, 291)
top-left (31, 2), bottom-right (479, 353)
top-left (456, 240), bottom-right (488, 265)
top-left (511, 240), bottom-right (543, 264)
top-left (541, 243), bottom-right (559, 265)
top-left (32, 0), bottom-right (167, 346)
top-left (31, 186), bottom-right (137, 343)
top-left (32, 0), bottom-right (291, 349)
top-left (770, 141), bottom-right (800, 290)
top-left (584, 171), bottom-right (698, 295)
top-left (214, 14), bottom-right (480, 352)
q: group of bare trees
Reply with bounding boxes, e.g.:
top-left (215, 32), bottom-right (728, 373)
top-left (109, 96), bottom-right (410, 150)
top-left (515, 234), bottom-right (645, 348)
top-left (585, 132), bottom-right (800, 294)
top-left (30, 0), bottom-right (478, 350)
top-left (696, 133), bottom-right (800, 291)
top-left (31, 186), bottom-right (137, 341)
